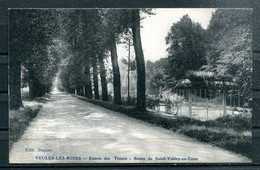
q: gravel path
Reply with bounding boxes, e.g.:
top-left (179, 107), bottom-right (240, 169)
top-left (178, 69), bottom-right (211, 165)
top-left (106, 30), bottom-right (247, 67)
top-left (9, 92), bottom-right (251, 163)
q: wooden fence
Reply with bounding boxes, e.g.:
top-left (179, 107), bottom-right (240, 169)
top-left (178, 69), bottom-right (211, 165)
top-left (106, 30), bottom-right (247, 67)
top-left (148, 89), bottom-right (251, 121)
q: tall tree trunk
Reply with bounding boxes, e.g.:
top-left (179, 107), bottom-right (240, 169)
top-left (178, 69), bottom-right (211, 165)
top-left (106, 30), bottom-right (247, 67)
top-left (45, 86), bottom-right (50, 93)
top-left (98, 53), bottom-right (108, 101)
top-left (92, 56), bottom-right (100, 100)
top-left (28, 68), bottom-right (45, 99)
top-left (128, 39), bottom-right (131, 104)
top-left (68, 88), bottom-right (74, 94)
top-left (80, 86), bottom-right (84, 96)
top-left (28, 68), bottom-right (35, 100)
top-left (9, 59), bottom-right (22, 109)
top-left (76, 86), bottom-right (82, 96)
top-left (84, 57), bottom-right (93, 98)
top-left (37, 83), bottom-right (45, 97)
top-left (32, 78), bottom-right (44, 98)
top-left (131, 9), bottom-right (146, 111)
top-left (76, 87), bottom-right (79, 95)
top-left (77, 86), bottom-right (84, 96)
top-left (110, 36), bottom-right (121, 105)
top-left (29, 79), bottom-right (34, 100)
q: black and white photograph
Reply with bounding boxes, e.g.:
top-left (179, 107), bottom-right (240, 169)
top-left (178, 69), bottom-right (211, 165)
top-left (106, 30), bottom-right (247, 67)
top-left (9, 8), bottom-right (252, 163)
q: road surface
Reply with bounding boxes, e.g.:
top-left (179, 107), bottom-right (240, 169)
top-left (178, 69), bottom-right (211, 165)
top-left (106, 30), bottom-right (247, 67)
top-left (9, 91), bottom-right (251, 163)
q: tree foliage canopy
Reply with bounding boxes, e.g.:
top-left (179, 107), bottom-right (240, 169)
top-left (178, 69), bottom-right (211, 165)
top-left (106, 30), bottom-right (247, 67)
top-left (206, 9), bottom-right (252, 96)
top-left (165, 15), bottom-right (207, 81)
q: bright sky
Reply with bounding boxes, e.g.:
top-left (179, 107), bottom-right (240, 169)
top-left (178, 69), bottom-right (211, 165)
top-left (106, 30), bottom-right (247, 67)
top-left (118, 8), bottom-right (216, 62)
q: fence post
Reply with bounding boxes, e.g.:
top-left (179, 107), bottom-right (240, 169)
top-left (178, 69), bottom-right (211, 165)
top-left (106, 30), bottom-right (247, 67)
top-left (83, 86), bottom-right (85, 96)
top-left (223, 90), bottom-right (227, 115)
top-left (188, 89), bottom-right (192, 116)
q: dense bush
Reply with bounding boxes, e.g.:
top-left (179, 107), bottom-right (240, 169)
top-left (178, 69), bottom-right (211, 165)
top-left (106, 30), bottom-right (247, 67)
top-left (206, 114), bottom-right (252, 131)
top-left (146, 97), bottom-right (160, 110)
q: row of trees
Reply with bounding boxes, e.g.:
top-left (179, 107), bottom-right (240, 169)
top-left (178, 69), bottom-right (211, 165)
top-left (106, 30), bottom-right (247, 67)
top-left (58, 9), bottom-right (150, 111)
top-left (10, 9), bottom-right (252, 111)
top-left (9, 10), bottom-right (63, 109)
top-left (9, 9), bottom-right (150, 111)
top-left (146, 9), bottom-right (252, 103)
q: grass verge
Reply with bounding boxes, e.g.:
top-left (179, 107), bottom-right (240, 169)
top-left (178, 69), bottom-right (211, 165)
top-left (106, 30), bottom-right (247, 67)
top-left (74, 95), bottom-right (252, 159)
top-left (8, 92), bottom-right (51, 151)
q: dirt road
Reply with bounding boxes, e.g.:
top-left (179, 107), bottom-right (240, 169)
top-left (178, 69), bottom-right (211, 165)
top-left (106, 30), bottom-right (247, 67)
top-left (9, 91), bottom-right (251, 163)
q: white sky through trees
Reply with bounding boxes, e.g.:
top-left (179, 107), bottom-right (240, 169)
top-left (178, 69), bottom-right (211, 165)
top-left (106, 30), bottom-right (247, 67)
top-left (117, 8), bottom-right (216, 62)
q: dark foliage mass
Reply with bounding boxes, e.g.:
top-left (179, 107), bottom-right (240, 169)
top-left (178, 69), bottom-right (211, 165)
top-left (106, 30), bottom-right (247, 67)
top-left (165, 15), bottom-right (207, 80)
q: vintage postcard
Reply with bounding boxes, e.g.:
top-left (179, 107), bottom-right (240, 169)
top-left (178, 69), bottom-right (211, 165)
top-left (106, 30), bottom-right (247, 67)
top-left (9, 8), bottom-right (252, 163)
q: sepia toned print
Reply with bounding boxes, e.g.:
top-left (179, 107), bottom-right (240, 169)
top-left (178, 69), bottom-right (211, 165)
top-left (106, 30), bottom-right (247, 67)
top-left (9, 8), bottom-right (252, 163)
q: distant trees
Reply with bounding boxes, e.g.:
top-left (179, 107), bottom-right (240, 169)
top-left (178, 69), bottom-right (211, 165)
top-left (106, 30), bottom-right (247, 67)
top-left (146, 58), bottom-right (168, 95)
top-left (165, 15), bottom-right (207, 83)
